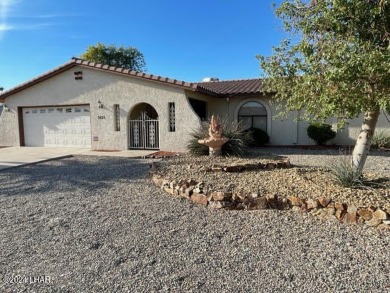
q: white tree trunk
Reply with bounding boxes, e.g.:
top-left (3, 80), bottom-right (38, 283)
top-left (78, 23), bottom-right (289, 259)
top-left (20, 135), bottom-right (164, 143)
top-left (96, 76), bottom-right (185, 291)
top-left (352, 108), bottom-right (380, 174)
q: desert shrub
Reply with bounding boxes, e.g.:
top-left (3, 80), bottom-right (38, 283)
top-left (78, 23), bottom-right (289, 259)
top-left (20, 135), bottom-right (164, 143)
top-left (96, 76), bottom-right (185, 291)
top-left (371, 131), bottom-right (390, 149)
top-left (307, 123), bottom-right (336, 145)
top-left (187, 117), bottom-right (251, 157)
top-left (245, 128), bottom-right (270, 147)
top-left (330, 154), bottom-right (362, 188)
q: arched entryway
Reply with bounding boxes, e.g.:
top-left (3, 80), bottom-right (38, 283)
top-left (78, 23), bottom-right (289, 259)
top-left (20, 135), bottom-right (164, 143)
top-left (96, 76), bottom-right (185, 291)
top-left (128, 103), bottom-right (159, 150)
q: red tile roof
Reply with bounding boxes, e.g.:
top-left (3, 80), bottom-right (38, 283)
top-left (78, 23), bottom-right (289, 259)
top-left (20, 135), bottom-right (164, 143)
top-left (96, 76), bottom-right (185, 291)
top-left (0, 58), bottom-right (198, 100)
top-left (198, 78), bottom-right (264, 97)
top-left (0, 58), bottom-right (265, 101)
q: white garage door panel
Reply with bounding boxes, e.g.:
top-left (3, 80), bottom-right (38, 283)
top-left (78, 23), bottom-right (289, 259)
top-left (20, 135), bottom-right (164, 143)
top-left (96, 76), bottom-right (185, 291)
top-left (23, 106), bottom-right (91, 148)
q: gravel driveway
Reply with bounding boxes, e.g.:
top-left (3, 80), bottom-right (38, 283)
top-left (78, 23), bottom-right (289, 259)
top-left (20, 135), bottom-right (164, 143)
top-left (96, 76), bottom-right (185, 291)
top-left (0, 155), bottom-right (389, 292)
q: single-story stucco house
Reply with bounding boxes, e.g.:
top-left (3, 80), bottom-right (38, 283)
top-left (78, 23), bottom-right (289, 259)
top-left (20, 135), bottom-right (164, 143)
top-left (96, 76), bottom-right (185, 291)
top-left (0, 58), bottom-right (388, 152)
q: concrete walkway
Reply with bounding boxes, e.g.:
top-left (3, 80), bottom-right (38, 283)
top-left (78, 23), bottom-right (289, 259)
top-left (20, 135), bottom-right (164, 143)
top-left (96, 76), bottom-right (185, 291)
top-left (0, 147), bottom-right (154, 170)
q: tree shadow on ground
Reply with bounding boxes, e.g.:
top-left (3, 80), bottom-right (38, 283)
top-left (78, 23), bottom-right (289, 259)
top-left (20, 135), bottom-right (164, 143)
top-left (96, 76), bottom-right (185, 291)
top-left (360, 177), bottom-right (390, 189)
top-left (250, 147), bottom-right (390, 157)
top-left (0, 156), bottom-right (151, 197)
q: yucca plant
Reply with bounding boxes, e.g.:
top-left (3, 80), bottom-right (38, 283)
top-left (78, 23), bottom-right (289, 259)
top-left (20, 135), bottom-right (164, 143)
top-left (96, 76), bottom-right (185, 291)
top-left (330, 153), bottom-right (363, 188)
top-left (187, 116), bottom-right (252, 157)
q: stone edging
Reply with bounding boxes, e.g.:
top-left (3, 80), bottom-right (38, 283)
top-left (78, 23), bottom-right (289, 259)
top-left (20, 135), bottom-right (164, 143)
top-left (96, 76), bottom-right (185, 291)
top-left (149, 164), bottom-right (390, 230)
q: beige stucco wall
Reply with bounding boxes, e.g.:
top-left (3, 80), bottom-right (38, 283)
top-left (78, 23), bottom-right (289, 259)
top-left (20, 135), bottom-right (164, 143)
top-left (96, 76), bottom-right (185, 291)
top-left (0, 66), bottom-right (202, 152)
top-left (1, 69), bottom-right (388, 150)
top-left (207, 95), bottom-right (390, 146)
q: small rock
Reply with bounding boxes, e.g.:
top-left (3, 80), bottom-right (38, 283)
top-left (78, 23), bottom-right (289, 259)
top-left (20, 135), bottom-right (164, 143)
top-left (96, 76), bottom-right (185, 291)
top-left (318, 197), bottom-right (331, 208)
top-left (287, 196), bottom-right (304, 207)
top-left (210, 191), bottom-right (225, 201)
top-left (377, 224), bottom-right (390, 230)
top-left (347, 204), bottom-right (358, 216)
top-left (163, 187), bottom-right (175, 195)
top-left (209, 201), bottom-right (232, 209)
top-left (357, 209), bottom-right (373, 221)
top-left (324, 207), bottom-right (336, 216)
top-left (306, 199), bottom-right (319, 210)
top-left (372, 209), bottom-right (388, 220)
top-left (342, 213), bottom-right (357, 224)
top-left (236, 193), bottom-right (247, 201)
top-left (190, 193), bottom-right (208, 206)
top-left (251, 197), bottom-right (268, 210)
top-left (365, 218), bottom-right (382, 227)
top-left (334, 202), bottom-right (345, 211)
top-left (335, 209), bottom-right (346, 220)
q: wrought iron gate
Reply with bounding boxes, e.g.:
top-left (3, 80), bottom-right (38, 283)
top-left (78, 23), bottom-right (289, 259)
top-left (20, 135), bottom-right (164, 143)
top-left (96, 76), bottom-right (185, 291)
top-left (129, 111), bottom-right (159, 149)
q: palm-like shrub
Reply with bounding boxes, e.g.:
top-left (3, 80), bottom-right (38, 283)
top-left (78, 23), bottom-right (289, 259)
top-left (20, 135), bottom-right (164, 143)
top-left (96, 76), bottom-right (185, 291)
top-left (187, 117), bottom-right (251, 157)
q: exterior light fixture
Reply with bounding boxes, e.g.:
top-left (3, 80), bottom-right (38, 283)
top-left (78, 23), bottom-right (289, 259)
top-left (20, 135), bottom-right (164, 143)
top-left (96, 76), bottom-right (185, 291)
top-left (98, 100), bottom-right (104, 109)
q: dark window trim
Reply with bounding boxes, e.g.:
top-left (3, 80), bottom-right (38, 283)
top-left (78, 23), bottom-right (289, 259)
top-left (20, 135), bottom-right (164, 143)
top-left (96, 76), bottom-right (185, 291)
top-left (114, 104), bottom-right (120, 131)
top-left (168, 102), bottom-right (175, 132)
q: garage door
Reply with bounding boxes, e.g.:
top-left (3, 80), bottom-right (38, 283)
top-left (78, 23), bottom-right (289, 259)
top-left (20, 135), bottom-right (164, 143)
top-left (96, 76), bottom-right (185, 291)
top-left (23, 106), bottom-right (92, 148)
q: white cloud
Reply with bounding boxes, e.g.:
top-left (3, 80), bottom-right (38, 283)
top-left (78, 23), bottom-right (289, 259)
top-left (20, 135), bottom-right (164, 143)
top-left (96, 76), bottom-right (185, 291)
top-left (0, 23), bottom-right (12, 31)
top-left (0, 0), bottom-right (19, 39)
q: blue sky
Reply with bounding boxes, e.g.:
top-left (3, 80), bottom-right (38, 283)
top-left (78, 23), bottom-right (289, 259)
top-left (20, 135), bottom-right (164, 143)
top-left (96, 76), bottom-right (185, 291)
top-left (0, 0), bottom-right (284, 90)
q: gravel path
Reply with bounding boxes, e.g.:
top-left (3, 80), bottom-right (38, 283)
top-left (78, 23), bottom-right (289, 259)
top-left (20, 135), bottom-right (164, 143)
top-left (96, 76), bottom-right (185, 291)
top-left (0, 156), bottom-right (389, 292)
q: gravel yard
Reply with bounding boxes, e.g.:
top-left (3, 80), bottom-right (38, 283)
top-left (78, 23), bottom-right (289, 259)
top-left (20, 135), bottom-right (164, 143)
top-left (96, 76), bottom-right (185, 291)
top-left (0, 155), bottom-right (389, 292)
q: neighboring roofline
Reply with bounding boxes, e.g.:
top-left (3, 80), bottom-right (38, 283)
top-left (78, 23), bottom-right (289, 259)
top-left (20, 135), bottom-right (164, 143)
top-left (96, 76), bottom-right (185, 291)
top-left (0, 58), bottom-right (198, 100)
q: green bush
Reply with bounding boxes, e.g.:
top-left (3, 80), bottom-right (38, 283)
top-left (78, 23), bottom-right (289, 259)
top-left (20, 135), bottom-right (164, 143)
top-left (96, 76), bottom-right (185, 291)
top-left (245, 128), bottom-right (270, 147)
top-left (371, 131), bottom-right (390, 149)
top-left (307, 123), bottom-right (336, 145)
top-left (187, 117), bottom-right (251, 157)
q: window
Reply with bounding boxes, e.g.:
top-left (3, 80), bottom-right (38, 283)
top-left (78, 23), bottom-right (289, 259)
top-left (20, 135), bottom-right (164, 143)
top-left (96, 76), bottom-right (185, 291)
top-left (48, 108), bottom-right (54, 114)
top-left (168, 102), bottom-right (175, 132)
top-left (57, 108), bottom-right (63, 113)
top-left (189, 98), bottom-right (207, 121)
top-left (114, 104), bottom-right (120, 131)
top-left (39, 109), bottom-right (46, 114)
top-left (66, 108), bottom-right (72, 113)
top-left (238, 101), bottom-right (267, 131)
top-left (75, 108), bottom-right (81, 113)
top-left (32, 109), bottom-right (38, 114)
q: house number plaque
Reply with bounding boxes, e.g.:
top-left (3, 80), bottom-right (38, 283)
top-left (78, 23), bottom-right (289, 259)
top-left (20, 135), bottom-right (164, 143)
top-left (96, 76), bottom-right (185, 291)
top-left (98, 116), bottom-right (106, 119)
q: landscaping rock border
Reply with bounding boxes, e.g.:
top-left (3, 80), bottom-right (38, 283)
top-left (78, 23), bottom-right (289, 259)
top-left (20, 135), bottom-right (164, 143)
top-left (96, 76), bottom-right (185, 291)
top-left (150, 163), bottom-right (390, 230)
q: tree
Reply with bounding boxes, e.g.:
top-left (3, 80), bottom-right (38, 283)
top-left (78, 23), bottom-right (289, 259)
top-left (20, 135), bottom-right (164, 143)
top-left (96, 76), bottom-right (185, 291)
top-left (80, 43), bottom-right (146, 72)
top-left (258, 0), bottom-right (390, 174)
